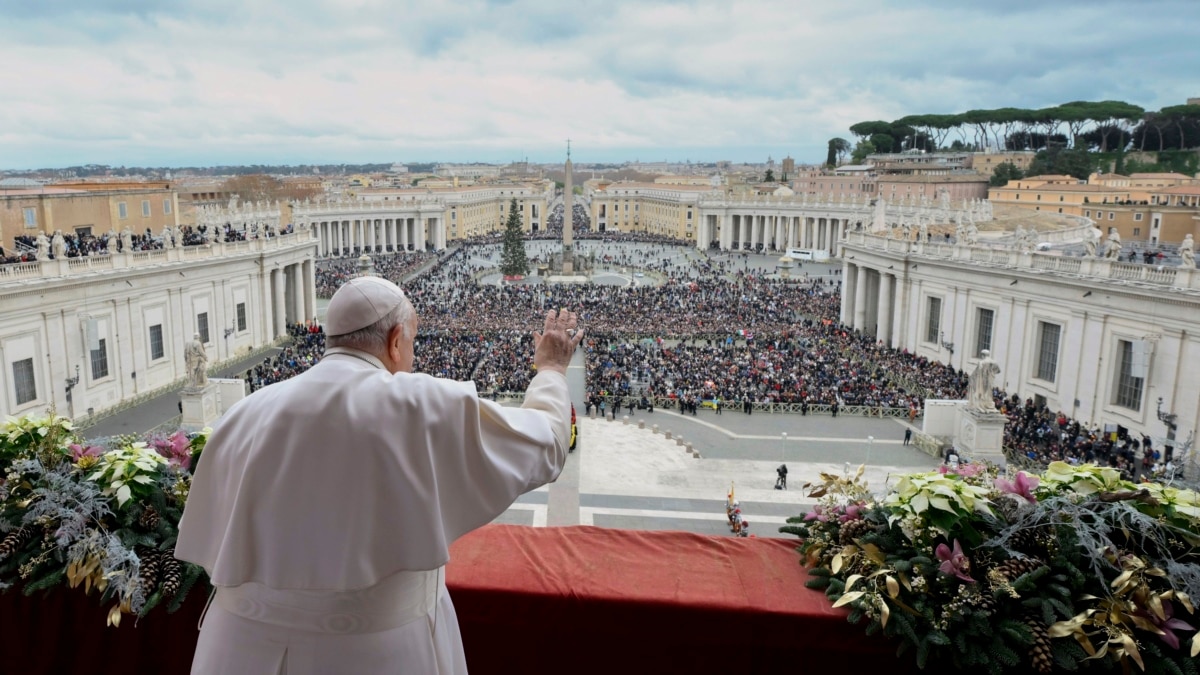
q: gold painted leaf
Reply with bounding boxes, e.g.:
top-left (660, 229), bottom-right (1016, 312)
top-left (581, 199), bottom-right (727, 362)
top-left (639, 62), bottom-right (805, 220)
top-left (845, 574), bottom-right (864, 592)
top-left (1117, 634), bottom-right (1144, 671)
top-left (879, 598), bottom-right (891, 629)
top-left (886, 575), bottom-right (900, 599)
top-left (832, 554), bottom-right (843, 574)
top-left (107, 604), bottom-right (122, 628)
top-left (832, 591), bottom-right (864, 608)
top-left (1190, 632), bottom-right (1198, 658)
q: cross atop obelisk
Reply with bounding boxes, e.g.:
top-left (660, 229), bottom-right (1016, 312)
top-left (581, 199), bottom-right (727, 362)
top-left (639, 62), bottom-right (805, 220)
top-left (562, 139), bottom-right (574, 273)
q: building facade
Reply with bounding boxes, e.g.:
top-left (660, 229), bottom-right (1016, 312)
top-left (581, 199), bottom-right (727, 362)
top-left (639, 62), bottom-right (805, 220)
top-left (989, 174), bottom-right (1200, 244)
top-left (1, 186), bottom-right (180, 251)
top-left (0, 232), bottom-right (318, 420)
top-left (840, 232), bottom-right (1200, 467)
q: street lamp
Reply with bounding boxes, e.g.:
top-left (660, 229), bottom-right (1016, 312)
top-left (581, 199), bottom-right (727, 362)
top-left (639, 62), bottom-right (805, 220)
top-left (866, 435), bottom-right (875, 465)
top-left (64, 365), bottom-right (81, 402)
top-left (1157, 397), bottom-right (1177, 463)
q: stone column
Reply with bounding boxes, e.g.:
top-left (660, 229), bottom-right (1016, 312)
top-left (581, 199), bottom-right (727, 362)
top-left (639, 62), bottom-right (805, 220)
top-left (842, 261), bottom-right (856, 324)
top-left (853, 265), bottom-right (868, 330)
top-left (367, 219), bottom-right (376, 252)
top-left (877, 272), bottom-right (893, 346)
top-left (303, 259), bottom-right (316, 322)
top-left (272, 268), bottom-right (286, 338)
top-left (290, 264), bottom-right (304, 327)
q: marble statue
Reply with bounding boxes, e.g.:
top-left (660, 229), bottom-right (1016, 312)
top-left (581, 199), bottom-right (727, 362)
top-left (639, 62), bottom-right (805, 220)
top-left (1013, 225), bottom-right (1026, 249)
top-left (1023, 226), bottom-right (1039, 252)
top-left (939, 189), bottom-right (951, 211)
top-left (35, 232), bottom-right (50, 261)
top-left (954, 220), bottom-right (967, 247)
top-left (51, 230), bottom-right (66, 259)
top-left (215, 225), bottom-right (225, 243)
top-left (162, 225), bottom-right (175, 249)
top-left (120, 228), bottom-right (133, 252)
top-left (185, 333), bottom-right (208, 389)
top-left (106, 229), bottom-right (118, 253)
top-left (918, 219), bottom-right (929, 242)
top-left (967, 350), bottom-right (1001, 412)
top-left (1104, 228), bottom-right (1122, 260)
top-left (1083, 226), bottom-right (1101, 257)
top-left (1180, 234), bottom-right (1195, 269)
top-left (965, 222), bottom-right (980, 247)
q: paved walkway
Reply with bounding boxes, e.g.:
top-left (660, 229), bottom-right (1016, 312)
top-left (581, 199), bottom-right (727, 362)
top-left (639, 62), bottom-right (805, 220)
top-left (83, 348), bottom-right (281, 439)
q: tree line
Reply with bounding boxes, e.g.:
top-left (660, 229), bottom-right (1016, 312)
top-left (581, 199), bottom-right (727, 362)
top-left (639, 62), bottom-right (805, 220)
top-left (826, 100), bottom-right (1200, 166)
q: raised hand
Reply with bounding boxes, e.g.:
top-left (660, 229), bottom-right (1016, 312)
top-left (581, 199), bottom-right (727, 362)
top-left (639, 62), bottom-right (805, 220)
top-left (533, 309), bottom-right (584, 375)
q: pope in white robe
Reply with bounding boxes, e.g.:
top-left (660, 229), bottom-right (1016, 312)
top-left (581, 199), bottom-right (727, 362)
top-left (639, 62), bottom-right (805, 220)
top-left (176, 276), bottom-right (582, 674)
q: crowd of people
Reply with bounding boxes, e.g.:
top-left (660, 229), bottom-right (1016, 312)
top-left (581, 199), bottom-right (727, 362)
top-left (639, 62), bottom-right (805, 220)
top-left (201, 237), bottom-right (1176, 479)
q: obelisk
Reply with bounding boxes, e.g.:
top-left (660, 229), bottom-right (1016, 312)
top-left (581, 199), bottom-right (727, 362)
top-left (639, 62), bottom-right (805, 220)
top-left (562, 140), bottom-right (574, 274)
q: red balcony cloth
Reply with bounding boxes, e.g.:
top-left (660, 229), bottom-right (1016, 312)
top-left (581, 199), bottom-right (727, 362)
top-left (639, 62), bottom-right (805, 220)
top-left (447, 524), bottom-right (908, 675)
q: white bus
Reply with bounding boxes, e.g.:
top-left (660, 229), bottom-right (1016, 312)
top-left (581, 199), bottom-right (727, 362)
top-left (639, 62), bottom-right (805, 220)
top-left (785, 248), bottom-right (830, 262)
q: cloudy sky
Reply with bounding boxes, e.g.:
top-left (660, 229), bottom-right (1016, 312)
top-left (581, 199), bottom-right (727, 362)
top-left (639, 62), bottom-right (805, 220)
top-left (1, 0), bottom-right (1196, 169)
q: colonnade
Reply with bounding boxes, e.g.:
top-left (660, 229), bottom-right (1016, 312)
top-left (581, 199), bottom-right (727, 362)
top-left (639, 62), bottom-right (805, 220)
top-left (268, 259), bottom-right (317, 338)
top-left (841, 260), bottom-right (904, 348)
top-left (696, 213), bottom-right (855, 254)
top-left (311, 216), bottom-right (444, 257)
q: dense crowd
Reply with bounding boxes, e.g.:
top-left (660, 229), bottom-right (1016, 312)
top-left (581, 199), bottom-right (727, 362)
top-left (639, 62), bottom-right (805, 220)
top-left (216, 238), bottom-right (1169, 478)
top-left (316, 251), bottom-right (438, 297)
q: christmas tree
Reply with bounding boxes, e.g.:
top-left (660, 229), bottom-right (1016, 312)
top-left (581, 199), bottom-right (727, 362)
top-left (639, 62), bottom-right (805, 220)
top-left (499, 198), bottom-right (529, 277)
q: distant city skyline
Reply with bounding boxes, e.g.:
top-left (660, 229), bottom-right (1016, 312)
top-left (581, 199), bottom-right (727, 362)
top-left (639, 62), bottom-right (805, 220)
top-left (1, 0), bottom-right (1197, 171)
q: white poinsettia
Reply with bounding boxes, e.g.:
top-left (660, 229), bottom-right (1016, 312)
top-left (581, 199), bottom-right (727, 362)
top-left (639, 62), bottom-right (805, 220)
top-left (1038, 461), bottom-right (1132, 497)
top-left (883, 471), bottom-right (993, 527)
top-left (86, 442), bottom-right (167, 507)
top-left (1141, 483), bottom-right (1200, 523)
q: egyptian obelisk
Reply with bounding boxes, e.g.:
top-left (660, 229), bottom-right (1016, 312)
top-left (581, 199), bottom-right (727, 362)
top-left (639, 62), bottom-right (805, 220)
top-left (562, 140), bottom-right (574, 274)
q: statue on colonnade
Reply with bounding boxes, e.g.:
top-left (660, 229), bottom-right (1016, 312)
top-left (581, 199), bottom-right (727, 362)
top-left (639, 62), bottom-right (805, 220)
top-left (967, 351), bottom-right (1001, 412)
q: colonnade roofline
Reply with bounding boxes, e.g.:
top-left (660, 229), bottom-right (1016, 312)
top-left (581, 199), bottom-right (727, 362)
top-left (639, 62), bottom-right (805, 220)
top-left (842, 231), bottom-right (1200, 296)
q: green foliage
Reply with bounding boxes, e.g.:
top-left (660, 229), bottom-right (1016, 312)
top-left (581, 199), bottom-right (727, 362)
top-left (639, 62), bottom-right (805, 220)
top-left (763, 169), bottom-right (776, 182)
top-left (988, 162), bottom-right (1024, 187)
top-left (784, 463), bottom-right (1200, 674)
top-left (499, 198), bottom-right (529, 277)
top-left (850, 140), bottom-right (875, 164)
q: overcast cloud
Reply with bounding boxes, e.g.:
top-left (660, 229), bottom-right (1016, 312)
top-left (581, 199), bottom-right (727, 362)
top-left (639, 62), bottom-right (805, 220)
top-left (0, 0), bottom-right (1196, 169)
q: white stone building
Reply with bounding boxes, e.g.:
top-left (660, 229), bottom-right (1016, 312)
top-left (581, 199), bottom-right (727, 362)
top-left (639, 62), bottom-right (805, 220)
top-left (840, 231), bottom-right (1200, 465)
top-left (0, 233), bottom-right (317, 420)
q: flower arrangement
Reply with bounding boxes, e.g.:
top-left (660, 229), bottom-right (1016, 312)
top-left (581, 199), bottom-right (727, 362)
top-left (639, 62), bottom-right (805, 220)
top-left (784, 461), bottom-right (1200, 674)
top-left (0, 412), bottom-right (209, 626)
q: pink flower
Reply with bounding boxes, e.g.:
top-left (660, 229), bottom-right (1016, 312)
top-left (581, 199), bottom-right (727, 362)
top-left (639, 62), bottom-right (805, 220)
top-left (995, 471), bottom-right (1039, 503)
top-left (1141, 600), bottom-right (1196, 651)
top-left (804, 505), bottom-right (829, 522)
top-left (838, 504), bottom-right (865, 523)
top-left (152, 432), bottom-right (192, 469)
top-left (68, 443), bottom-right (102, 462)
top-left (935, 539), bottom-right (975, 583)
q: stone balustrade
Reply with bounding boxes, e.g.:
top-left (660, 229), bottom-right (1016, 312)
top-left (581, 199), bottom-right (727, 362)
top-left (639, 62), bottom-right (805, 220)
top-left (844, 231), bottom-right (1200, 293)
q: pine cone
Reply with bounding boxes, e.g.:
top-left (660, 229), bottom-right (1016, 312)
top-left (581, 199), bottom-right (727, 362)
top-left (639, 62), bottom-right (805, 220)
top-left (993, 494), bottom-right (1026, 523)
top-left (159, 552), bottom-right (182, 598)
top-left (138, 506), bottom-right (161, 530)
top-left (138, 547), bottom-right (161, 593)
top-left (992, 557), bottom-right (1045, 582)
top-left (839, 518), bottom-right (874, 545)
top-left (1009, 526), bottom-right (1055, 556)
top-left (972, 586), bottom-right (997, 615)
top-left (1025, 610), bottom-right (1054, 673)
top-left (0, 526), bottom-right (35, 560)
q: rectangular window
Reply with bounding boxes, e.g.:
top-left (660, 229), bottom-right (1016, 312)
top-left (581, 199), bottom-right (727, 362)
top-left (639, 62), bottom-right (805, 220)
top-left (1134, 213), bottom-right (1143, 221)
top-left (23, 207), bottom-right (37, 228)
top-left (1133, 228), bottom-right (1141, 236)
top-left (142, 200), bottom-right (151, 217)
top-left (1085, 210), bottom-right (1091, 217)
top-left (236, 303), bottom-right (247, 332)
top-left (164, 200), bottom-right (172, 215)
top-left (1036, 322), bottom-right (1060, 382)
top-left (1108, 212), bottom-right (1115, 220)
top-left (118, 202), bottom-right (128, 219)
top-left (149, 324), bottom-right (165, 360)
top-left (975, 308), bottom-right (994, 357)
top-left (197, 312), bottom-right (210, 344)
top-left (925, 297), bottom-right (942, 344)
top-left (90, 338), bottom-right (109, 380)
top-left (1113, 340), bottom-right (1144, 411)
top-left (13, 358), bottom-right (36, 405)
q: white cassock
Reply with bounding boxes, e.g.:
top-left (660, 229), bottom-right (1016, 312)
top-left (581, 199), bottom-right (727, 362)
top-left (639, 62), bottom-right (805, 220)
top-left (176, 348), bottom-right (570, 674)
